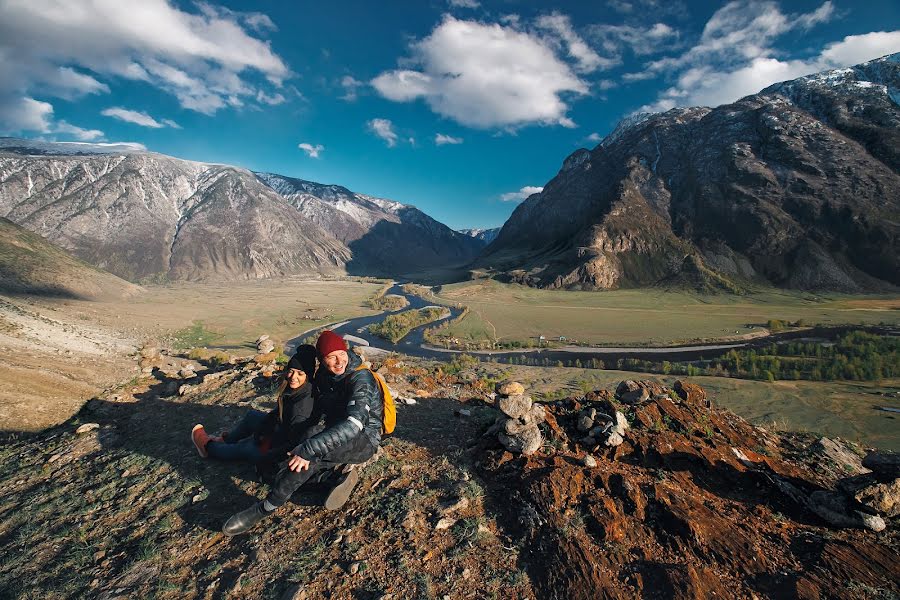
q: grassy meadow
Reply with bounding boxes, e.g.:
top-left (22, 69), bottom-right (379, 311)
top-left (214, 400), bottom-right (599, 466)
top-left (433, 279), bottom-right (900, 346)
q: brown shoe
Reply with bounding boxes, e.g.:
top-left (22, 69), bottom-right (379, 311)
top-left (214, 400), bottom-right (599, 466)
top-left (324, 466), bottom-right (359, 510)
top-left (191, 424), bottom-right (211, 458)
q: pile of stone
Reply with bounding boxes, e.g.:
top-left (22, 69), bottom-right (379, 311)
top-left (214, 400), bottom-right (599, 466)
top-left (615, 379), bottom-right (671, 404)
top-left (137, 344), bottom-right (161, 374)
top-left (576, 405), bottom-right (629, 448)
top-left (256, 335), bottom-right (276, 354)
top-left (494, 381), bottom-right (545, 456)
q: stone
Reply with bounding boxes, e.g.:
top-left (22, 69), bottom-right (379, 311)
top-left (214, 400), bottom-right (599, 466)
top-left (616, 380), bottom-right (640, 397)
top-left (808, 490), bottom-right (886, 531)
top-left (496, 381), bottom-right (526, 396)
top-left (503, 417), bottom-right (532, 436)
top-left (862, 451), bottom-right (900, 479)
top-left (620, 387), bottom-right (650, 405)
top-left (582, 454), bottom-right (598, 467)
top-left (674, 380), bottom-right (708, 405)
top-left (455, 409), bottom-right (472, 418)
top-left (498, 394), bottom-right (532, 419)
top-left (435, 516), bottom-right (457, 530)
top-left (604, 432), bottom-right (625, 447)
top-left (577, 414), bottom-right (594, 432)
top-left (280, 584), bottom-right (307, 600)
top-left (499, 425), bottom-right (542, 455)
top-left (528, 403), bottom-right (546, 424)
top-left (76, 423), bottom-right (100, 435)
top-left (257, 339), bottom-right (276, 354)
top-left (810, 437), bottom-right (869, 476)
top-left (614, 411), bottom-right (629, 437)
top-left (854, 479), bottom-right (900, 517)
top-left (349, 561), bottom-right (362, 575)
top-left (179, 366), bottom-right (196, 379)
top-left (139, 346), bottom-right (159, 359)
top-left (589, 424), bottom-right (611, 438)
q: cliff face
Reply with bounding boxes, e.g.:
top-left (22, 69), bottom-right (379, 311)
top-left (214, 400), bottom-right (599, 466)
top-left (479, 54), bottom-right (900, 292)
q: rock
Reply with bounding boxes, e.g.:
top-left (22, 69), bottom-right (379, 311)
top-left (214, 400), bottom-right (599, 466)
top-left (435, 516), bottom-right (457, 530)
top-left (529, 404), bottom-right (546, 423)
top-left (496, 381), bottom-right (526, 396)
top-left (582, 454), bottom-right (597, 468)
top-left (256, 334), bottom-right (270, 344)
top-left (620, 387), bottom-right (650, 404)
top-left (257, 339), bottom-right (276, 354)
top-left (499, 425), bottom-right (542, 455)
top-left (589, 424), bottom-right (611, 438)
top-left (854, 479), bottom-right (900, 517)
top-left (674, 380), bottom-right (708, 405)
top-left (810, 437), bottom-right (869, 476)
top-left (349, 561), bottom-right (362, 575)
top-left (577, 414), bottom-right (594, 432)
top-left (139, 346), bottom-right (159, 359)
top-left (254, 352), bottom-right (278, 365)
top-left (280, 584), bottom-right (307, 600)
top-left (615, 380), bottom-right (640, 397)
top-left (503, 417), bottom-right (532, 436)
top-left (498, 394), bottom-right (532, 419)
top-left (397, 396), bottom-right (417, 405)
top-left (93, 550), bottom-right (106, 562)
top-left (75, 423), bottom-right (100, 435)
top-left (808, 490), bottom-right (886, 531)
top-left (862, 451), bottom-right (900, 479)
top-left (179, 366), bottom-right (196, 379)
top-left (455, 409), bottom-right (472, 418)
top-left (614, 411), bottom-right (629, 437)
top-left (604, 432), bottom-right (625, 447)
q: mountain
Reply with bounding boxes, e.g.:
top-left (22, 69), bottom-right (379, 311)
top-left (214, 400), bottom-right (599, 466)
top-left (478, 54), bottom-right (900, 292)
top-left (0, 216), bottom-right (139, 299)
top-left (256, 173), bottom-right (482, 276)
top-left (458, 227), bottom-right (501, 246)
top-left (0, 140), bottom-right (476, 282)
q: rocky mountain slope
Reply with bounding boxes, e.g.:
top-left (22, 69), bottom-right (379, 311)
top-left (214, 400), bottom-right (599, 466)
top-left (256, 173), bottom-right (481, 276)
top-left (0, 353), bottom-right (895, 599)
top-left (0, 217), bottom-right (140, 300)
top-left (479, 53), bottom-right (900, 292)
top-left (0, 140), bottom-right (477, 282)
top-left (458, 227), bottom-right (501, 246)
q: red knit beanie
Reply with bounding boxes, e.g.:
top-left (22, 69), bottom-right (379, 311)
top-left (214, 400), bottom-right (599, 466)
top-left (316, 330), bottom-right (347, 357)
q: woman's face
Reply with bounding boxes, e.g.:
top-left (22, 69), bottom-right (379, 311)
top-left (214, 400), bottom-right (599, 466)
top-left (323, 350), bottom-right (349, 376)
top-left (285, 368), bottom-right (307, 389)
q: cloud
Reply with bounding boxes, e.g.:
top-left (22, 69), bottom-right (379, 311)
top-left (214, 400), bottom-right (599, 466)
top-left (372, 15), bottom-right (588, 129)
top-left (54, 120), bottom-right (104, 141)
top-left (449, 0), bottom-right (480, 8)
top-left (632, 1), bottom-right (898, 112)
top-left (500, 186), bottom-right (543, 202)
top-left (298, 142), bottom-right (324, 158)
top-left (101, 107), bottom-right (180, 128)
top-left (339, 76), bottom-right (364, 101)
top-left (0, 0), bottom-right (290, 131)
top-left (536, 12), bottom-right (615, 72)
top-left (586, 132), bottom-right (603, 142)
top-left (588, 22), bottom-right (679, 60)
top-left (367, 118), bottom-right (399, 147)
top-left (256, 91), bottom-right (286, 105)
top-left (0, 96), bottom-right (104, 140)
top-left (435, 133), bottom-right (463, 145)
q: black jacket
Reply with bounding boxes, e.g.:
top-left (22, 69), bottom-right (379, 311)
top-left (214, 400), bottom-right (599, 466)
top-left (257, 381), bottom-right (316, 464)
top-left (293, 350), bottom-right (382, 461)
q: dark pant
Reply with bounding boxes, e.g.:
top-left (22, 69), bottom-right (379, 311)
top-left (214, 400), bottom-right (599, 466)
top-left (206, 409), bottom-right (267, 462)
top-left (266, 434), bottom-right (376, 506)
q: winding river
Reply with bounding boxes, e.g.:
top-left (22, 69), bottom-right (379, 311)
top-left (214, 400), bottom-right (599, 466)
top-left (286, 283), bottom-right (884, 365)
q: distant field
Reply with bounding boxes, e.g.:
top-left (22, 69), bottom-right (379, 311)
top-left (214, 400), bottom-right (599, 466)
top-left (501, 365), bottom-right (900, 451)
top-left (63, 278), bottom-right (385, 353)
top-left (434, 280), bottom-right (900, 346)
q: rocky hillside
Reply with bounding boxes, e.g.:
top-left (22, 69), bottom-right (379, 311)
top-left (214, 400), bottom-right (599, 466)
top-left (256, 173), bottom-right (482, 276)
top-left (0, 350), bottom-right (895, 599)
top-left (0, 216), bottom-right (139, 300)
top-left (458, 227), bottom-right (501, 246)
top-left (0, 140), bottom-right (477, 282)
top-left (479, 53), bottom-right (900, 292)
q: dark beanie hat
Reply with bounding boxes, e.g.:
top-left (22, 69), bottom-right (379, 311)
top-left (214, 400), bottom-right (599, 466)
top-left (286, 344), bottom-right (316, 380)
top-left (316, 330), bottom-right (347, 358)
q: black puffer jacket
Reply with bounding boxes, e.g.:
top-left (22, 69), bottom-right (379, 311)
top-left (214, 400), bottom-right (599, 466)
top-left (293, 350), bottom-right (382, 461)
top-left (255, 381), bottom-right (316, 464)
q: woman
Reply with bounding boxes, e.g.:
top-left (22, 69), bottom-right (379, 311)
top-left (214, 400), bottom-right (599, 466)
top-left (191, 345), bottom-right (317, 469)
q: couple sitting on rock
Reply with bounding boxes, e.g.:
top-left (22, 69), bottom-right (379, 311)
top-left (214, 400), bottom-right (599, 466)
top-left (190, 330), bottom-right (383, 536)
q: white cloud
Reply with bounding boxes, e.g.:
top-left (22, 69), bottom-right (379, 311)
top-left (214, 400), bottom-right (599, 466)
top-left (101, 107), bottom-right (180, 128)
top-left (339, 76), bottom-right (364, 101)
top-left (0, 96), bottom-right (103, 140)
top-left (449, 0), bottom-right (480, 8)
top-left (54, 120), bottom-right (104, 141)
top-left (367, 118), bottom-right (399, 147)
top-left (256, 91), bottom-right (286, 105)
top-left (639, 28), bottom-right (900, 113)
top-left (435, 133), bottom-right (463, 145)
top-left (586, 132), bottom-right (603, 142)
top-left (0, 0), bottom-right (291, 129)
top-left (372, 16), bottom-right (588, 129)
top-left (588, 22), bottom-right (679, 59)
top-left (298, 142), bottom-right (324, 158)
top-left (500, 186), bottom-right (543, 202)
top-left (536, 12), bottom-right (614, 73)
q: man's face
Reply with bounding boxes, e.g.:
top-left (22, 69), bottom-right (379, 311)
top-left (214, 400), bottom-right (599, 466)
top-left (323, 350), bottom-right (349, 376)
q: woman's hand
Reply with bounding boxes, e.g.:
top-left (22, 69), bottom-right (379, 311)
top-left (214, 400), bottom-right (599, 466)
top-left (287, 453), bottom-right (310, 472)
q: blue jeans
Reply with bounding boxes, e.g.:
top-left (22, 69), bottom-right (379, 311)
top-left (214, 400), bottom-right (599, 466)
top-left (206, 409), bottom-right (268, 462)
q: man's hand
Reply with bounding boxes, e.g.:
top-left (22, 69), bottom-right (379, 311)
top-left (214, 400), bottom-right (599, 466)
top-left (287, 453), bottom-right (311, 472)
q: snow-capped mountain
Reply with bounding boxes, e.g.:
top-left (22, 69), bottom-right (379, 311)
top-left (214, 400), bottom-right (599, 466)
top-left (458, 227), bottom-right (501, 246)
top-left (0, 144), bottom-right (476, 282)
top-left (479, 53), bottom-right (900, 292)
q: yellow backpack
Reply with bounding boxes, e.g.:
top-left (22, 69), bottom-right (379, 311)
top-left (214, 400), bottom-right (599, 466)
top-left (357, 366), bottom-right (396, 435)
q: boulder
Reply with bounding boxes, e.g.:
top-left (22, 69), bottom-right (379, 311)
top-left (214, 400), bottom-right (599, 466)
top-left (499, 425), bottom-right (542, 455)
top-left (810, 437), bottom-right (869, 476)
top-left (808, 490), bottom-right (886, 531)
top-left (615, 380), bottom-right (640, 398)
top-left (496, 381), bottom-right (526, 396)
top-left (674, 380), bottom-right (708, 405)
top-left (528, 403), bottom-right (546, 424)
top-left (498, 394), bottom-right (532, 419)
top-left (862, 451), bottom-right (900, 479)
top-left (620, 387), bottom-right (649, 405)
top-left (577, 414), bottom-right (594, 432)
top-left (257, 339), bottom-right (276, 354)
top-left (854, 479), bottom-right (900, 517)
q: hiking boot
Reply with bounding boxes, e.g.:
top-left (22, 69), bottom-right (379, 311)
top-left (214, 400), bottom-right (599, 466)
top-left (222, 502), bottom-right (271, 536)
top-left (191, 424), bottom-right (211, 458)
top-left (324, 466), bottom-right (359, 510)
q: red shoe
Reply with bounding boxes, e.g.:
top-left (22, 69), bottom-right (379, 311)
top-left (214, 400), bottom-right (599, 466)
top-left (192, 424), bottom-right (211, 458)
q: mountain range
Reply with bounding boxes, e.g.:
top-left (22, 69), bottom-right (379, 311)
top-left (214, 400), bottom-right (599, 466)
top-left (0, 139), bottom-right (480, 283)
top-left (479, 53), bottom-right (900, 292)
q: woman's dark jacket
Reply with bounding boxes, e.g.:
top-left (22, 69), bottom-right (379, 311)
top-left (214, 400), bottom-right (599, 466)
top-left (293, 350), bottom-right (383, 461)
top-left (255, 381), bottom-right (316, 464)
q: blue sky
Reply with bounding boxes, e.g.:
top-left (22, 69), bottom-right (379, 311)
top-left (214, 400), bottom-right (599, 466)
top-left (1, 1), bottom-right (898, 230)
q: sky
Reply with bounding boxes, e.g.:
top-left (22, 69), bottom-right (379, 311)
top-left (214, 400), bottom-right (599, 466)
top-left (0, 1), bottom-right (898, 230)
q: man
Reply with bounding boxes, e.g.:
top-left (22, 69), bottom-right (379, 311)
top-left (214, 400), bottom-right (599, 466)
top-left (223, 330), bottom-right (383, 536)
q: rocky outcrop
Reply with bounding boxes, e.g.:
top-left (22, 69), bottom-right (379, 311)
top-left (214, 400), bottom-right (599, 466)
top-left (478, 54), bottom-right (900, 292)
top-left (489, 381), bottom-right (544, 455)
top-left (478, 379), bottom-right (899, 599)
